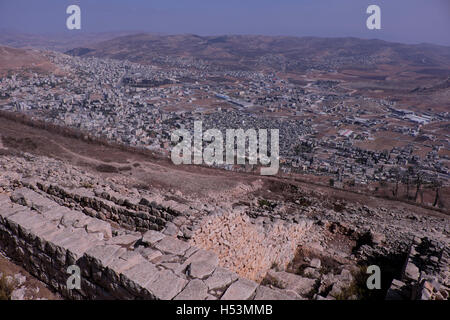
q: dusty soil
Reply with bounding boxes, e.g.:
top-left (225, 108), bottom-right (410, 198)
top-left (0, 46), bottom-right (57, 77)
top-left (0, 253), bottom-right (61, 300)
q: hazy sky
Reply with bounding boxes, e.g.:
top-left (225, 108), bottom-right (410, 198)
top-left (1, 0), bottom-right (449, 45)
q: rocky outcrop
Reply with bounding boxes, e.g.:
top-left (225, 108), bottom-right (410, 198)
top-left (386, 237), bottom-right (449, 300)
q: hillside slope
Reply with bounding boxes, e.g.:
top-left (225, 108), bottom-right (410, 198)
top-left (66, 34), bottom-right (450, 74)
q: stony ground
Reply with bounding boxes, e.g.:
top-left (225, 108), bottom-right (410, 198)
top-left (0, 252), bottom-right (60, 300)
top-left (0, 129), bottom-right (448, 300)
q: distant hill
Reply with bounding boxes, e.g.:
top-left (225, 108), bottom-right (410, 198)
top-left (0, 46), bottom-right (56, 76)
top-left (411, 77), bottom-right (450, 93)
top-left (65, 47), bottom-right (95, 56)
top-left (0, 31), bottom-right (141, 52)
top-left (65, 33), bottom-right (450, 74)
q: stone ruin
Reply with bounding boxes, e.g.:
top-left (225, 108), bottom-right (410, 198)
top-left (0, 180), bottom-right (312, 300)
top-left (386, 237), bottom-right (449, 300)
top-left (0, 172), bottom-right (448, 300)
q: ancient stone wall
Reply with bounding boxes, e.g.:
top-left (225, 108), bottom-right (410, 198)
top-left (17, 179), bottom-right (191, 233)
top-left (0, 193), bottom-right (296, 300)
top-left (190, 212), bottom-right (312, 282)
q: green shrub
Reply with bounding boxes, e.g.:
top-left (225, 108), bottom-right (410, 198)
top-left (258, 199), bottom-right (276, 209)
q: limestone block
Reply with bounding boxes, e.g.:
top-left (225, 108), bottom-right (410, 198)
top-left (136, 247), bottom-right (163, 262)
top-left (0, 203), bottom-right (28, 223)
top-left (183, 246), bottom-right (199, 258)
top-left (3, 209), bottom-right (30, 234)
top-left (7, 210), bottom-right (47, 240)
top-left (303, 267), bottom-right (320, 279)
top-left (265, 270), bottom-right (316, 296)
top-left (51, 228), bottom-right (90, 266)
top-left (65, 233), bottom-right (102, 263)
top-left (0, 193), bottom-right (11, 205)
top-left (106, 233), bottom-right (141, 247)
top-left (188, 261), bottom-right (216, 279)
top-left (11, 188), bottom-right (58, 213)
top-left (52, 227), bottom-right (89, 250)
top-left (174, 279), bottom-right (208, 300)
top-left (41, 206), bottom-right (71, 223)
top-left (85, 245), bottom-right (126, 269)
top-left (404, 260), bottom-right (420, 282)
top-left (221, 278), bottom-right (258, 300)
top-left (254, 285), bottom-right (296, 300)
top-left (121, 261), bottom-right (159, 296)
top-left (108, 250), bottom-right (147, 275)
top-left (60, 209), bottom-right (91, 228)
top-left (155, 236), bottom-right (190, 256)
top-left (85, 219), bottom-right (112, 240)
top-left (141, 230), bottom-right (165, 246)
top-left (182, 249), bottom-right (219, 279)
top-left (38, 225), bottom-right (65, 251)
top-left (310, 258), bottom-right (321, 269)
top-left (204, 267), bottom-right (239, 290)
top-left (162, 222), bottom-right (179, 236)
top-left (145, 269), bottom-right (188, 300)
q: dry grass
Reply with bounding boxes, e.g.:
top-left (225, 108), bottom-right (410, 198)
top-left (0, 274), bottom-right (15, 300)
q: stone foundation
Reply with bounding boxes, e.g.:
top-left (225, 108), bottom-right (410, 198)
top-left (18, 180), bottom-right (192, 232)
top-left (1, 193), bottom-right (297, 300)
top-left (190, 212), bottom-right (312, 282)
